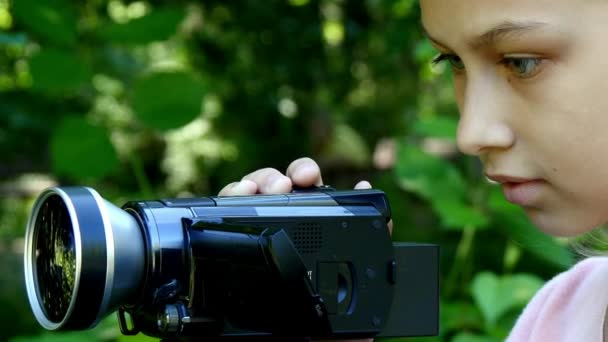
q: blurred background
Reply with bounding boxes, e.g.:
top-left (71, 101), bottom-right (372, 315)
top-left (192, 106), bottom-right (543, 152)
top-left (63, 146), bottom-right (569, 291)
top-left (0, 1), bottom-right (577, 341)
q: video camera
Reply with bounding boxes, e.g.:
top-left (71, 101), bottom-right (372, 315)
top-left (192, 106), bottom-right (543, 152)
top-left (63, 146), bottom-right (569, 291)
top-left (23, 186), bottom-right (438, 341)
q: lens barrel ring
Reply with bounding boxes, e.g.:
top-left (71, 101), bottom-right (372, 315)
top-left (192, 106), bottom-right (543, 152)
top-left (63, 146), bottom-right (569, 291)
top-left (24, 187), bottom-right (110, 330)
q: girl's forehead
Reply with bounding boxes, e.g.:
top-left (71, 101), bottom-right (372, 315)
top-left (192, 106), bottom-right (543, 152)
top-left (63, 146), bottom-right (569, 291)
top-left (420, 0), bottom-right (578, 46)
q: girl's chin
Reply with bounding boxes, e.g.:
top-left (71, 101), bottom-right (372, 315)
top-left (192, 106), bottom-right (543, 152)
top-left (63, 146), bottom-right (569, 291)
top-left (525, 207), bottom-right (601, 238)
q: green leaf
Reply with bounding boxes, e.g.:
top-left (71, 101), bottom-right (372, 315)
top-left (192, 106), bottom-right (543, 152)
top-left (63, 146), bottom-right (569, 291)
top-left (8, 318), bottom-right (120, 342)
top-left (432, 199), bottom-right (489, 230)
top-left (395, 143), bottom-right (489, 229)
top-left (391, 0), bottom-right (416, 17)
top-left (29, 49), bottom-right (92, 93)
top-left (488, 188), bottom-right (574, 269)
top-left (412, 115), bottom-right (458, 140)
top-left (395, 143), bottom-right (467, 202)
top-left (471, 272), bottom-right (543, 328)
top-left (12, 0), bottom-right (77, 46)
top-left (322, 123), bottom-right (370, 167)
top-left (50, 117), bottom-right (119, 181)
top-left (10, 332), bottom-right (99, 342)
top-left (451, 332), bottom-right (503, 342)
top-left (414, 39), bottom-right (437, 64)
top-left (441, 301), bottom-right (483, 333)
top-left (131, 71), bottom-right (205, 131)
top-left (98, 8), bottom-right (185, 44)
top-left (117, 333), bottom-right (158, 342)
top-left (288, 0), bottom-right (310, 6)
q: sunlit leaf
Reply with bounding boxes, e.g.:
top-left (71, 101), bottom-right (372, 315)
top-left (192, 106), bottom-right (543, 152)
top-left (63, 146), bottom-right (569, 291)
top-left (412, 115), bottom-right (457, 140)
top-left (117, 333), bottom-right (158, 342)
top-left (432, 199), bottom-right (489, 230)
top-left (288, 0), bottom-right (310, 6)
top-left (98, 8), bottom-right (185, 44)
top-left (395, 143), bottom-right (467, 201)
top-left (395, 143), bottom-right (488, 229)
top-left (10, 332), bottom-right (100, 342)
top-left (29, 49), bottom-right (91, 93)
top-left (323, 123), bottom-right (370, 166)
top-left (471, 272), bottom-right (543, 328)
top-left (392, 0), bottom-right (416, 17)
top-left (12, 0), bottom-right (77, 46)
top-left (414, 39), bottom-right (437, 64)
top-left (131, 71), bottom-right (205, 131)
top-left (50, 117), bottom-right (119, 180)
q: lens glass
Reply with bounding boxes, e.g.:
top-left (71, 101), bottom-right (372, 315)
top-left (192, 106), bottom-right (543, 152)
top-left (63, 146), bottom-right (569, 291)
top-left (34, 194), bottom-right (77, 323)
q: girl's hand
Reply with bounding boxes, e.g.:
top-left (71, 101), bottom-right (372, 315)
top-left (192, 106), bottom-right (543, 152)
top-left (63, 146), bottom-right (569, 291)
top-left (218, 157), bottom-right (372, 196)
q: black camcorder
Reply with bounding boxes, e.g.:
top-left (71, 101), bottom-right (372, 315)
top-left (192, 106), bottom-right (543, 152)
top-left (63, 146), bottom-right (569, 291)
top-left (23, 186), bottom-right (438, 341)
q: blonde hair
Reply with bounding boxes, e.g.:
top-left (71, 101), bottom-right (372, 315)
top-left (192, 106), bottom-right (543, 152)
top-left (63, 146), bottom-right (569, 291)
top-left (570, 225), bottom-right (608, 258)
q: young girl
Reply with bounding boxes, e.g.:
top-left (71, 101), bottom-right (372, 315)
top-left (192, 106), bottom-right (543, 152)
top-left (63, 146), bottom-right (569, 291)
top-left (220, 0), bottom-right (608, 340)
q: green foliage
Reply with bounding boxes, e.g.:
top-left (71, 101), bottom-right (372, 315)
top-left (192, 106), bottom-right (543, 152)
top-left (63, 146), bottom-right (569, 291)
top-left (0, 1), bottom-right (577, 341)
top-left (396, 144), bottom-right (468, 203)
top-left (8, 315), bottom-right (157, 342)
top-left (50, 116), bottom-right (120, 180)
top-left (451, 333), bottom-right (502, 342)
top-left (29, 49), bottom-right (92, 93)
top-left (131, 71), bottom-right (206, 131)
top-left (471, 272), bottom-right (543, 328)
top-left (432, 199), bottom-right (489, 231)
top-left (412, 116), bottom-right (458, 141)
top-left (488, 188), bottom-right (574, 268)
top-left (11, 0), bottom-right (77, 46)
top-left (98, 7), bottom-right (186, 44)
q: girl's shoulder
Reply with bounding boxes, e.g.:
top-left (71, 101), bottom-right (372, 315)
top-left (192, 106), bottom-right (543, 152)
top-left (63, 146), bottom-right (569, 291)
top-left (507, 256), bottom-right (608, 341)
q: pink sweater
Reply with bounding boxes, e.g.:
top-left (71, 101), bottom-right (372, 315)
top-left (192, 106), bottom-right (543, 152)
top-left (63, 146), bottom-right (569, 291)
top-left (506, 257), bottom-right (608, 341)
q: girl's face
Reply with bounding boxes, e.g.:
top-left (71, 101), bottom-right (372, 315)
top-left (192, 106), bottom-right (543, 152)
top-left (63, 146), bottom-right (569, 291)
top-left (420, 0), bottom-right (608, 237)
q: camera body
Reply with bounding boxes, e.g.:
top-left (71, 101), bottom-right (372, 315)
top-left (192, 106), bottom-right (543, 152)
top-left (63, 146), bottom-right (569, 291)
top-left (24, 186), bottom-right (438, 341)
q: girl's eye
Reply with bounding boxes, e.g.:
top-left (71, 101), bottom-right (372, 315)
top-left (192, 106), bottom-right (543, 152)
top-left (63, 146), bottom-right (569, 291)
top-left (432, 54), bottom-right (465, 71)
top-left (501, 57), bottom-right (544, 79)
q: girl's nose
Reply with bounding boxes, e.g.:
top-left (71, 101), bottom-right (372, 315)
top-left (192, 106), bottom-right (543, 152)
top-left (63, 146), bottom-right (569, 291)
top-left (456, 77), bottom-right (516, 156)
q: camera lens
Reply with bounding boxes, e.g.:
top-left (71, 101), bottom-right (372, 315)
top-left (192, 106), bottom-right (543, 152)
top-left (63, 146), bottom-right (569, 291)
top-left (25, 187), bottom-right (146, 330)
top-left (33, 194), bottom-right (76, 323)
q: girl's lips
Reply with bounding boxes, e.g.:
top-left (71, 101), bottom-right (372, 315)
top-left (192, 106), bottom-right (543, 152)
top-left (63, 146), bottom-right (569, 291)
top-left (486, 174), bottom-right (545, 206)
top-left (502, 180), bottom-right (545, 206)
top-left (486, 174), bottom-right (537, 184)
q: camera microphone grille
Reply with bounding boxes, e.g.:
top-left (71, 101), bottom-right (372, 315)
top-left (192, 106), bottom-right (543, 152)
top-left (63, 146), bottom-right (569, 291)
top-left (292, 222), bottom-right (322, 254)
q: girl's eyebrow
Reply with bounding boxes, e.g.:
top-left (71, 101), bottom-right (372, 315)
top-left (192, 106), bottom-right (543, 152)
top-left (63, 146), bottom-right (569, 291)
top-left (468, 21), bottom-right (549, 49)
top-left (421, 20), bottom-right (550, 50)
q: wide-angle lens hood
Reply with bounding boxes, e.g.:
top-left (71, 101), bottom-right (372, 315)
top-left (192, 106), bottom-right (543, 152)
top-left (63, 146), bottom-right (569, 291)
top-left (24, 187), bottom-right (145, 330)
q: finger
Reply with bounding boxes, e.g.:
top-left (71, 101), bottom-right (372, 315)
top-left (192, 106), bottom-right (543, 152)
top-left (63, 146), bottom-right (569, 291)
top-left (354, 180), bottom-right (372, 189)
top-left (218, 179), bottom-right (258, 196)
top-left (242, 167), bottom-right (293, 194)
top-left (285, 157), bottom-right (323, 187)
